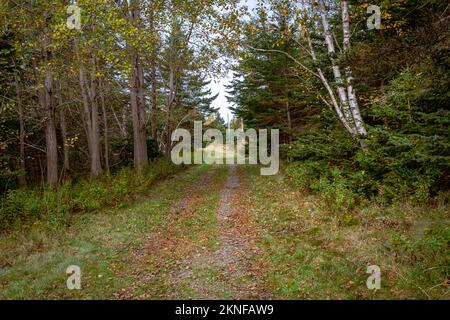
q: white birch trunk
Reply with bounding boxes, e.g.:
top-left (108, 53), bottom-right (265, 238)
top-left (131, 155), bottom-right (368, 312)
top-left (341, 1), bottom-right (368, 138)
top-left (317, 0), bottom-right (356, 135)
top-left (305, 31), bottom-right (355, 134)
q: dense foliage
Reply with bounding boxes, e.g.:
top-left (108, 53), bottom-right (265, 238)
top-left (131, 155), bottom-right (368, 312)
top-left (0, 0), bottom-right (229, 191)
top-left (229, 0), bottom-right (450, 209)
top-left (1, 0), bottom-right (449, 227)
top-left (0, 159), bottom-right (182, 230)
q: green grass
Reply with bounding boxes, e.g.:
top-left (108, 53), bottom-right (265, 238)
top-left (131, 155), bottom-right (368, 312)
top-left (0, 160), bottom-right (184, 230)
top-left (0, 164), bottom-right (214, 299)
top-left (241, 165), bottom-right (449, 300)
top-left (1, 162), bottom-right (447, 300)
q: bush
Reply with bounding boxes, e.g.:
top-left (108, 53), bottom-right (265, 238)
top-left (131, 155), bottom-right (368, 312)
top-left (0, 189), bottom-right (43, 227)
top-left (286, 162), bottom-right (358, 213)
top-left (283, 65), bottom-right (449, 207)
top-left (285, 161), bottom-right (321, 191)
top-left (0, 159), bottom-right (184, 230)
top-left (311, 168), bottom-right (356, 213)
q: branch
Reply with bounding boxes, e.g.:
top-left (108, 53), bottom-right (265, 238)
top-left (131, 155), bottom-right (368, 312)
top-left (333, 32), bottom-right (343, 53)
top-left (319, 94), bottom-right (331, 109)
top-left (291, 37), bottom-right (315, 60)
top-left (247, 46), bottom-right (321, 80)
top-left (24, 142), bottom-right (46, 153)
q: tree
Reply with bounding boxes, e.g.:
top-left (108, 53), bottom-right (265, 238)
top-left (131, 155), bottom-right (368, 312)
top-left (227, 5), bottom-right (318, 144)
top-left (239, 0), bottom-right (369, 149)
top-left (127, 0), bottom-right (149, 169)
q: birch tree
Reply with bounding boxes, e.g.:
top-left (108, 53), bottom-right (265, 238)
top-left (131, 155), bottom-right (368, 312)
top-left (317, 0), bottom-right (367, 148)
top-left (245, 0), bottom-right (368, 149)
top-left (304, 0), bottom-right (368, 148)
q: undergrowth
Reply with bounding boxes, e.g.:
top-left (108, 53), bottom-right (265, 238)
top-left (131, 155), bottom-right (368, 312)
top-left (0, 160), bottom-right (185, 231)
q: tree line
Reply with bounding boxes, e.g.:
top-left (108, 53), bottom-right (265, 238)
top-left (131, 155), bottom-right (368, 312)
top-left (1, 0), bottom-right (449, 203)
top-left (0, 0), bottom-right (230, 189)
top-left (228, 0), bottom-right (449, 202)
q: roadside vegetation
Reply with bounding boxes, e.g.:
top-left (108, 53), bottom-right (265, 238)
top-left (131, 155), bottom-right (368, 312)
top-left (0, 164), bottom-right (214, 299)
top-left (244, 164), bottom-right (449, 299)
top-left (0, 160), bottom-right (183, 231)
top-left (0, 0), bottom-right (448, 300)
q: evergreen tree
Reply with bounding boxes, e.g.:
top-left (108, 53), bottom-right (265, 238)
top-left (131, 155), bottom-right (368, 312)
top-left (227, 6), bottom-right (319, 144)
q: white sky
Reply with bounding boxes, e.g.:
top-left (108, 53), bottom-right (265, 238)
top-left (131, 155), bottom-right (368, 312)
top-left (207, 0), bottom-right (258, 123)
top-left (208, 72), bottom-right (233, 122)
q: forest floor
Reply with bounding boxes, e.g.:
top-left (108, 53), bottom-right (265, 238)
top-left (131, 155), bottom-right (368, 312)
top-left (0, 164), bottom-right (448, 299)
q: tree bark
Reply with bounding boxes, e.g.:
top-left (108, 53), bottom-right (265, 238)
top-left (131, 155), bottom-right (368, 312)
top-left (129, 0), bottom-right (148, 169)
top-left (164, 19), bottom-right (179, 159)
top-left (149, 9), bottom-right (158, 144)
top-left (57, 82), bottom-right (70, 175)
top-left (318, 0), bottom-right (356, 135)
top-left (89, 68), bottom-right (102, 176)
top-left (99, 77), bottom-right (110, 174)
top-left (341, 1), bottom-right (368, 139)
top-left (42, 56), bottom-right (58, 187)
top-left (150, 51), bottom-right (158, 144)
top-left (15, 76), bottom-right (26, 186)
top-left (304, 25), bottom-right (354, 134)
top-left (165, 63), bottom-right (175, 159)
top-left (79, 66), bottom-right (102, 176)
top-left (60, 107), bottom-right (70, 173)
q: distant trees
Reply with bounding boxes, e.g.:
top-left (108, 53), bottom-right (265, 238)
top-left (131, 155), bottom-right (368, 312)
top-left (234, 0), bottom-right (369, 148)
top-left (229, 0), bottom-right (449, 200)
top-left (227, 4), bottom-right (316, 144)
top-left (0, 0), bottom-right (225, 188)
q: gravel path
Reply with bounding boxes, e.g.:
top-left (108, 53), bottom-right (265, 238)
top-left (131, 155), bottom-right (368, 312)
top-left (168, 165), bottom-right (262, 299)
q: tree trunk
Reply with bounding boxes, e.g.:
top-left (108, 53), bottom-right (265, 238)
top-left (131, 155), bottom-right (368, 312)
top-left (43, 61), bottom-right (58, 187)
top-left (89, 69), bottom-right (102, 176)
top-left (79, 67), bottom-right (93, 164)
top-left (165, 21), bottom-right (178, 159)
top-left (149, 9), bottom-right (158, 143)
top-left (60, 107), bottom-right (70, 173)
top-left (341, 1), bottom-right (368, 140)
top-left (79, 66), bottom-right (102, 176)
top-left (57, 83), bottom-right (70, 176)
top-left (318, 0), bottom-right (356, 135)
top-left (165, 63), bottom-right (175, 159)
top-left (129, 0), bottom-right (148, 169)
top-left (150, 54), bottom-right (158, 143)
top-left (15, 76), bottom-right (26, 186)
top-left (130, 52), bottom-right (149, 168)
top-left (304, 25), bottom-right (354, 133)
top-left (99, 77), bottom-right (110, 174)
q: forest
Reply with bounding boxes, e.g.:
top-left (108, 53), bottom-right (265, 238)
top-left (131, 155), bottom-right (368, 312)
top-left (0, 0), bottom-right (449, 300)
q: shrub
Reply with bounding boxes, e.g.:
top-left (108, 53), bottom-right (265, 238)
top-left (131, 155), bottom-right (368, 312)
top-left (0, 160), bottom-right (184, 230)
top-left (283, 65), bottom-right (449, 207)
top-left (285, 161), bottom-right (321, 191)
top-left (310, 168), bottom-right (356, 213)
top-left (0, 188), bottom-right (43, 226)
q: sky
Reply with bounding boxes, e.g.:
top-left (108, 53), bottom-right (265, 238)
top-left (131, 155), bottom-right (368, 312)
top-left (208, 72), bottom-right (233, 123)
top-left (207, 0), bottom-right (258, 123)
